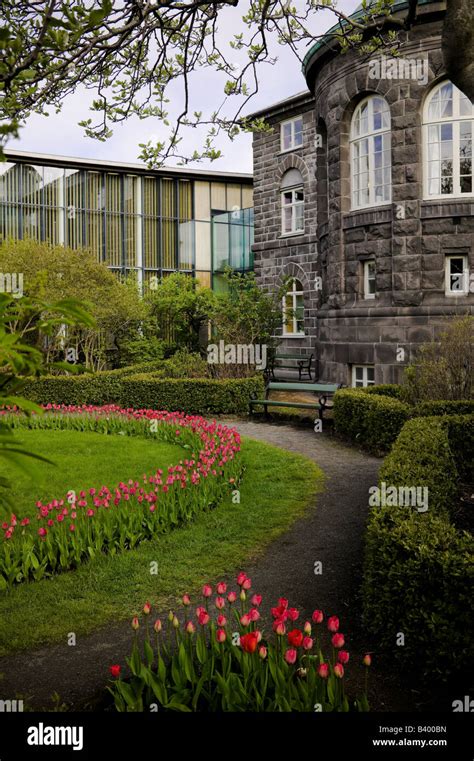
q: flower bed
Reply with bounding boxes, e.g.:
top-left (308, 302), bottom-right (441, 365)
top-left (109, 573), bottom-right (371, 712)
top-left (0, 406), bottom-right (242, 590)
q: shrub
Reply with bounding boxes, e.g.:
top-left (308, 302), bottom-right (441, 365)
top-left (363, 507), bottom-right (473, 679)
top-left (333, 390), bottom-right (410, 454)
top-left (116, 337), bottom-right (166, 367)
top-left (109, 572), bottom-right (371, 712)
top-left (440, 414), bottom-right (474, 482)
top-left (403, 315), bottom-right (474, 403)
top-left (414, 399), bottom-right (474, 417)
top-left (361, 384), bottom-right (404, 399)
top-left (121, 374), bottom-right (264, 415)
top-left (160, 349), bottom-right (209, 379)
top-left (379, 417), bottom-right (458, 515)
top-left (363, 416), bottom-right (473, 678)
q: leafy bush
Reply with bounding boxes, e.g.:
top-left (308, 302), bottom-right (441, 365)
top-left (378, 417), bottom-right (458, 515)
top-left (403, 315), bottom-right (474, 403)
top-left (333, 390), bottom-right (410, 454)
top-left (363, 507), bottom-right (473, 679)
top-left (115, 337), bottom-right (166, 367)
top-left (361, 384), bottom-right (405, 399)
top-left (109, 572), bottom-right (371, 712)
top-left (439, 414), bottom-right (474, 482)
top-left (363, 416), bottom-right (473, 678)
top-left (159, 349), bottom-right (209, 379)
top-left (414, 399), bottom-right (474, 417)
top-left (0, 407), bottom-right (242, 589)
top-left (121, 374), bottom-right (264, 415)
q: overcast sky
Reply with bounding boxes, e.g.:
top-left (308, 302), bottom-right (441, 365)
top-left (10, 0), bottom-right (360, 173)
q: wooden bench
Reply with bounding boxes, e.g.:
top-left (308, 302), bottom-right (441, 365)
top-left (268, 352), bottom-right (314, 381)
top-left (249, 381), bottom-right (343, 420)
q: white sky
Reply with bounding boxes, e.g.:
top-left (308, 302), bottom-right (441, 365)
top-left (10, 1), bottom-right (360, 173)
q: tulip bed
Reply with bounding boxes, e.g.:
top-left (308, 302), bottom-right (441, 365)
top-left (0, 406), bottom-right (242, 590)
top-left (109, 573), bottom-right (371, 712)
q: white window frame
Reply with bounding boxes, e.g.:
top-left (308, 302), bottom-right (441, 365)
top-left (423, 81), bottom-right (474, 200)
top-left (350, 96), bottom-right (392, 210)
top-left (363, 260), bottom-right (376, 299)
top-left (445, 254), bottom-right (469, 296)
top-left (282, 278), bottom-right (305, 337)
top-left (280, 116), bottom-right (304, 153)
top-left (281, 186), bottom-right (304, 236)
top-left (352, 365), bottom-right (375, 388)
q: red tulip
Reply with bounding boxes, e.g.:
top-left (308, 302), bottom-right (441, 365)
top-left (287, 629), bottom-right (304, 647)
top-left (217, 614), bottom-right (227, 627)
top-left (285, 648), bottom-right (297, 665)
top-left (328, 616), bottom-right (339, 632)
top-left (332, 633), bottom-right (345, 648)
top-left (338, 650), bottom-right (350, 664)
top-left (248, 608), bottom-right (260, 622)
top-left (312, 610), bottom-right (324, 624)
top-left (198, 610), bottom-right (210, 626)
top-left (236, 572), bottom-right (247, 586)
top-left (278, 598), bottom-right (289, 610)
top-left (240, 632), bottom-right (259, 653)
top-left (216, 628), bottom-right (226, 643)
top-left (334, 663), bottom-right (344, 678)
top-left (109, 664), bottom-right (121, 679)
top-left (242, 577), bottom-right (252, 590)
top-left (318, 663), bottom-right (329, 679)
top-left (38, 527), bottom-right (47, 537)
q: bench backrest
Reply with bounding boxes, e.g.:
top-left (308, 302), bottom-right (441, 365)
top-left (267, 382), bottom-right (341, 393)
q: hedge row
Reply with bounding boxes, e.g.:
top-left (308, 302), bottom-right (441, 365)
top-left (21, 371), bottom-right (264, 416)
top-left (414, 399), bottom-right (474, 417)
top-left (333, 390), bottom-right (411, 454)
top-left (439, 414), bottom-right (474, 482)
top-left (361, 384), bottom-right (405, 399)
top-left (363, 417), bottom-right (474, 678)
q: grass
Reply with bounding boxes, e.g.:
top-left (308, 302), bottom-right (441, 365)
top-left (0, 435), bottom-right (323, 655)
top-left (0, 429), bottom-right (183, 520)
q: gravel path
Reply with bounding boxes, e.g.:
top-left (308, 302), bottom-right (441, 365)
top-left (0, 420), bottom-right (415, 711)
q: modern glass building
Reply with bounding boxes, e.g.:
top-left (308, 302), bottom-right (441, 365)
top-left (0, 151), bottom-right (254, 290)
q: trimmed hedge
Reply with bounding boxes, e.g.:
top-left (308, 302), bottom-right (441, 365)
top-left (20, 370), bottom-right (264, 416)
top-left (363, 416), bottom-right (474, 678)
top-left (414, 399), bottom-right (474, 417)
top-left (378, 417), bottom-right (458, 515)
top-left (361, 384), bottom-right (405, 399)
top-left (333, 389), bottom-right (410, 454)
top-left (440, 414), bottom-right (474, 482)
top-left (121, 373), bottom-right (264, 415)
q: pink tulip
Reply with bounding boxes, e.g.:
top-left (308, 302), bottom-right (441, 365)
top-left (278, 598), bottom-right (289, 610)
top-left (38, 527), bottom-right (47, 537)
top-left (338, 650), bottom-right (350, 664)
top-left (202, 584), bottom-right (212, 598)
top-left (236, 572), bottom-right (247, 586)
top-left (215, 596), bottom-right (225, 610)
top-left (303, 621), bottom-right (312, 635)
top-left (217, 614), bottom-right (227, 627)
top-left (216, 628), bottom-right (226, 643)
top-left (334, 663), bottom-right (344, 678)
top-left (198, 610), bottom-right (210, 626)
top-left (313, 609), bottom-right (323, 624)
top-left (332, 633), bottom-right (345, 649)
top-left (216, 582), bottom-right (227, 594)
top-left (251, 594), bottom-right (262, 607)
top-left (287, 608), bottom-right (299, 621)
top-left (154, 619), bottom-right (162, 633)
top-left (240, 614), bottom-right (250, 627)
top-left (285, 648), bottom-right (297, 665)
top-left (185, 621), bottom-right (195, 634)
top-left (227, 591), bottom-right (237, 604)
top-left (318, 663), bottom-right (329, 679)
top-left (258, 645), bottom-right (267, 659)
top-left (327, 616), bottom-right (339, 632)
top-left (248, 608), bottom-right (260, 622)
top-left (242, 577), bottom-right (252, 590)
top-left (303, 636), bottom-right (313, 651)
top-left (273, 620), bottom-right (286, 636)
top-left (182, 594), bottom-right (191, 606)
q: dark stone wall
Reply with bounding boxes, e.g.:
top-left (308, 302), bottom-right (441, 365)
top-left (253, 18), bottom-right (474, 384)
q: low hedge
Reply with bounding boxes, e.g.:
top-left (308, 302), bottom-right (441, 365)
top-left (363, 416), bottom-right (474, 678)
top-left (20, 371), bottom-right (264, 416)
top-left (440, 414), bottom-right (474, 482)
top-left (414, 399), bottom-right (474, 417)
top-left (120, 373), bottom-right (264, 415)
top-left (333, 389), bottom-right (410, 454)
top-left (361, 384), bottom-right (405, 399)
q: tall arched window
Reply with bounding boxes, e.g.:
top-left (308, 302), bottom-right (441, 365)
top-left (424, 81), bottom-right (473, 198)
top-left (282, 278), bottom-right (305, 336)
top-left (350, 96), bottom-right (391, 209)
top-left (281, 168), bottom-right (304, 235)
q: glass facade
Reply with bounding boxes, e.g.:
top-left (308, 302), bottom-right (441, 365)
top-left (0, 157), bottom-right (254, 290)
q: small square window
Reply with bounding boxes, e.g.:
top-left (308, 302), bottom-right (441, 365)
top-left (352, 365), bottom-right (375, 388)
top-left (445, 254), bottom-right (469, 295)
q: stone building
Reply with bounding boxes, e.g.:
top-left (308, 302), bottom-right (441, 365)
top-left (250, 0), bottom-right (474, 386)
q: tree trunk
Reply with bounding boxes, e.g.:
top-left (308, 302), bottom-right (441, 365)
top-left (442, 0), bottom-right (474, 102)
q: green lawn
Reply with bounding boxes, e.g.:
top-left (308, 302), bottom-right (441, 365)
top-left (0, 429), bottom-right (183, 520)
top-left (0, 434), bottom-right (323, 656)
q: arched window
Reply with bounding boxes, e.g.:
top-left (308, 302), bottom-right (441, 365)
top-left (281, 169), bottom-right (304, 235)
top-left (424, 81), bottom-right (473, 198)
top-left (282, 278), bottom-right (305, 336)
top-left (350, 96), bottom-right (391, 209)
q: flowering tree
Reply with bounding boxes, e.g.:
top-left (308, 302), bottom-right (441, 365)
top-left (0, 0), bottom-right (471, 164)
